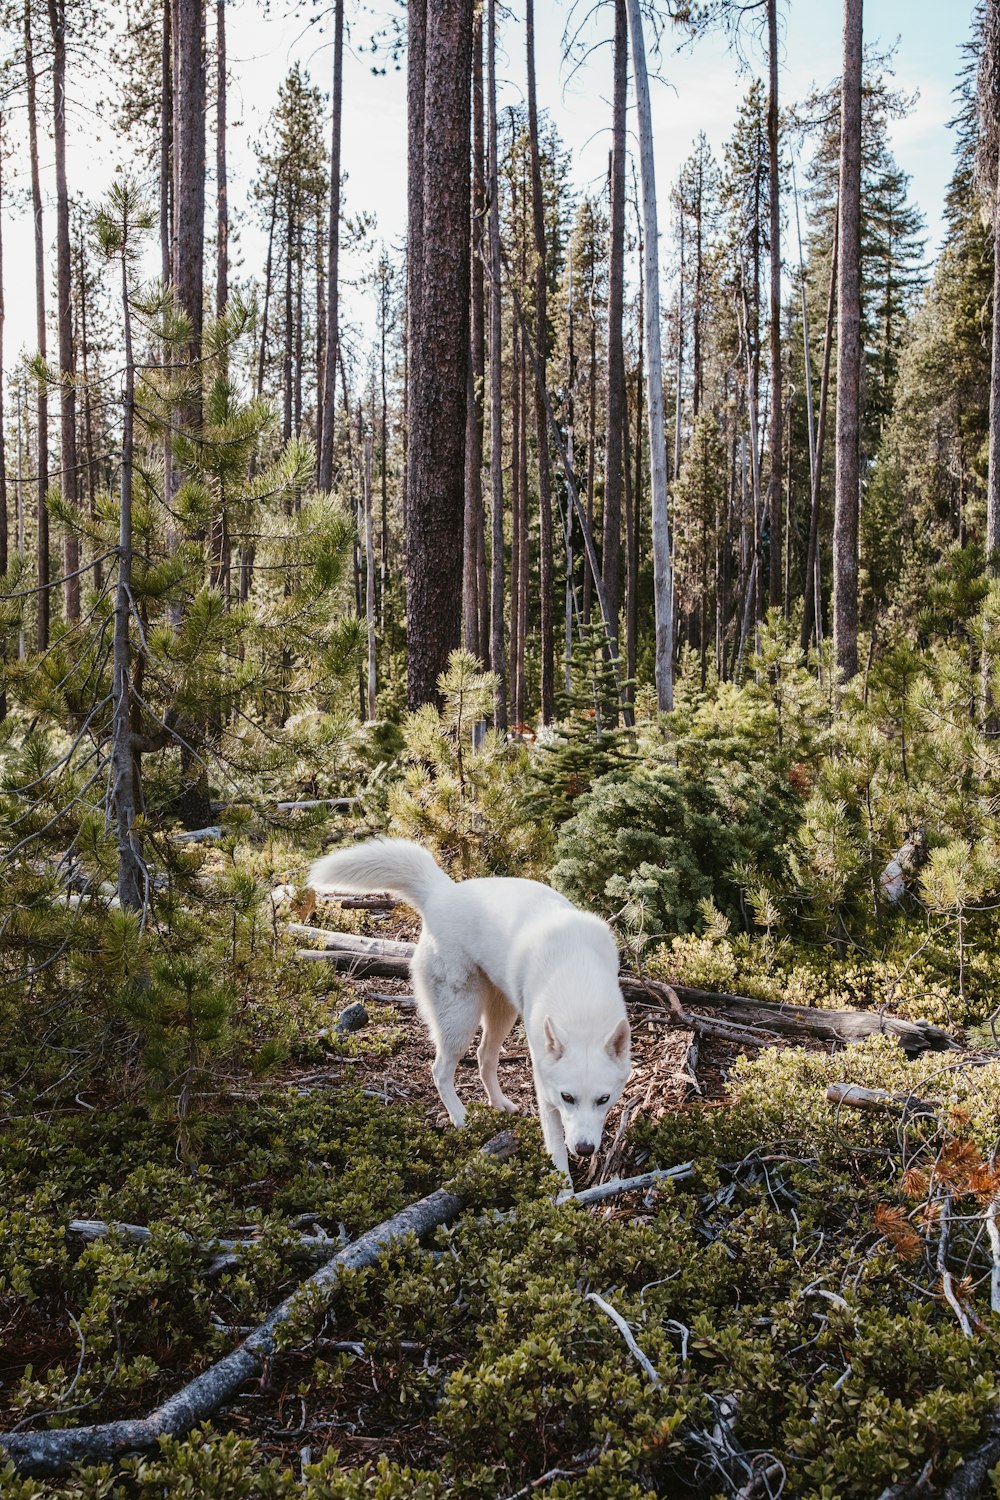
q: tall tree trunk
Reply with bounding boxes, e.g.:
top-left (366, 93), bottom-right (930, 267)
top-left (112, 216), bottom-right (146, 914)
top-left (980, 1), bottom-right (1000, 573)
top-left (517, 332), bottom-right (529, 724)
top-left (283, 200), bottom-right (293, 441)
top-left (171, 0), bottom-right (209, 826)
top-left (625, 0), bottom-right (673, 711)
top-left (833, 0), bottom-right (863, 682)
top-left (363, 432), bottom-right (377, 720)
top-left (0, 113), bottom-right (6, 721)
top-left (525, 0), bottom-right (554, 721)
top-left (801, 221), bottom-right (838, 652)
top-left (48, 0), bottom-right (81, 623)
top-left (0, 112), bottom-right (6, 586)
top-left (462, 6), bottom-right (485, 658)
top-left (405, 0), bottom-right (473, 708)
top-left (603, 0), bottom-right (627, 678)
top-left (765, 0), bottom-right (782, 610)
top-left (486, 0), bottom-right (506, 727)
top-left (161, 0), bottom-right (173, 284)
top-left (215, 0), bottom-right (228, 316)
top-left (25, 2), bottom-right (49, 650)
top-left (509, 324), bottom-right (521, 725)
top-left (318, 0), bottom-right (343, 491)
top-left (172, 0), bottom-right (206, 378)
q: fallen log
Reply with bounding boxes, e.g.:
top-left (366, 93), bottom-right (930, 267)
top-left (284, 929), bottom-right (958, 1058)
top-left (276, 797), bottom-right (359, 812)
top-left (621, 976), bottom-right (958, 1058)
top-left (1, 1131), bottom-right (516, 1479)
top-left (285, 925), bottom-right (412, 958)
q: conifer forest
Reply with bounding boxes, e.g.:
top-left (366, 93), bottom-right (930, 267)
top-left (11, 0), bottom-right (1000, 1492)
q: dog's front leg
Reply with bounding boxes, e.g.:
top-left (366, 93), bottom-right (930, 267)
top-left (531, 1064), bottom-right (570, 1178)
top-left (540, 1100), bottom-right (570, 1178)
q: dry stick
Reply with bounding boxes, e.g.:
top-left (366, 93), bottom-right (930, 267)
top-left (563, 1163), bottom-right (696, 1207)
top-left (586, 1291), bottom-right (661, 1386)
top-left (937, 1193), bottom-right (975, 1338)
top-left (985, 1191), bottom-right (1000, 1314)
top-left (285, 925), bottom-right (412, 958)
top-left (1, 1132), bottom-right (517, 1479)
top-left (66, 1220), bottom-right (336, 1259)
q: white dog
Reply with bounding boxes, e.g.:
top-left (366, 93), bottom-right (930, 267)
top-left (308, 839), bottom-right (631, 1177)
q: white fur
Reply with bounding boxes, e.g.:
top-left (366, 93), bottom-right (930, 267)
top-left (308, 839), bottom-right (632, 1176)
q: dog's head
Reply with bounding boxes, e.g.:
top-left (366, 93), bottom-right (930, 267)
top-left (538, 1015), bottom-right (632, 1160)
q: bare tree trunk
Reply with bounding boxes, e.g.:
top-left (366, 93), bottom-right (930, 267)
top-left (405, 0), bottom-right (473, 708)
top-left (161, 0), bottom-right (172, 284)
top-left (0, 112), bottom-right (6, 590)
top-left (603, 0), bottom-right (627, 677)
top-left (517, 333), bottom-right (529, 723)
top-left (318, 0), bottom-right (343, 491)
top-left (25, 1), bottom-right (49, 650)
top-left (833, 0), bottom-right (863, 683)
top-left (112, 216), bottom-right (147, 914)
top-left (625, 0), bottom-right (673, 711)
top-left (766, 0), bottom-right (782, 610)
top-left (525, 0), bottom-right (554, 720)
top-left (48, 0), bottom-right (81, 623)
top-left (463, 6), bottom-right (485, 657)
top-left (283, 200), bottom-right (293, 441)
top-left (801, 220), bottom-right (838, 652)
top-left (215, 0), bottom-right (227, 316)
top-left (486, 0), bottom-right (506, 726)
top-left (509, 325), bottom-right (521, 725)
top-left (363, 433), bottom-right (377, 719)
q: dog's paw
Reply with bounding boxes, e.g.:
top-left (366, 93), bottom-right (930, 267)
top-left (495, 1094), bottom-right (519, 1114)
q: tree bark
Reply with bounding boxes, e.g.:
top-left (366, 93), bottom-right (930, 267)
top-left (318, 0), bottom-right (343, 491)
top-left (463, 6), bottom-right (486, 658)
top-left (625, 0), bottom-right (673, 712)
top-left (801, 219), bottom-right (838, 651)
top-left (25, 0), bottom-right (49, 650)
top-left (526, 0), bottom-right (554, 721)
top-left (215, 0), bottom-right (228, 316)
top-left (0, 112), bottom-right (6, 589)
top-left (172, 0), bottom-right (206, 373)
top-left (405, 0), bottom-right (472, 708)
top-left (766, 0), bottom-right (782, 610)
top-left (833, 0), bottom-right (863, 682)
top-left (111, 208), bottom-right (147, 914)
top-left (48, 0), bottom-right (81, 623)
top-left (161, 0), bottom-right (173, 284)
top-left (486, 0), bottom-right (507, 727)
top-left (603, 0), bottom-right (627, 677)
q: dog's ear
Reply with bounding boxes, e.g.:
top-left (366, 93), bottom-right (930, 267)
top-left (605, 1018), bottom-right (630, 1061)
top-left (543, 1016), bottom-right (565, 1059)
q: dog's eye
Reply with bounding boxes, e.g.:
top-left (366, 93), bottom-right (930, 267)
top-left (560, 1092), bottom-right (576, 1105)
top-left (596, 1095), bottom-right (610, 1106)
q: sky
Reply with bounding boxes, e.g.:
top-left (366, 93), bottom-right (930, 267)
top-left (0, 0), bottom-right (979, 376)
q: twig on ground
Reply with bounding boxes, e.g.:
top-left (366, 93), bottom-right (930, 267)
top-left (585, 1292), bottom-right (660, 1385)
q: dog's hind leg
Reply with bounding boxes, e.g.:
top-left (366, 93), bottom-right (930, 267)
top-left (477, 985), bottom-right (519, 1113)
top-left (413, 945), bottom-right (479, 1128)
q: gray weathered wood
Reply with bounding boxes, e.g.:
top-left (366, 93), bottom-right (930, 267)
top-left (2, 1132), bottom-right (516, 1478)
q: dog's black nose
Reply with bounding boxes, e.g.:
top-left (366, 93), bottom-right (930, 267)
top-left (575, 1141), bottom-right (595, 1157)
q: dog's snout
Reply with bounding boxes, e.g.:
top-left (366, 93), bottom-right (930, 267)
top-left (575, 1140), bottom-right (596, 1158)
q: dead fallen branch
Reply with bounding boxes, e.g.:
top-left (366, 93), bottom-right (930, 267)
top-left (1, 1132), bottom-right (517, 1479)
top-left (285, 925), bottom-right (412, 958)
top-left (824, 1083), bottom-right (939, 1117)
top-left (67, 1220), bottom-right (334, 1257)
top-left (621, 975), bottom-right (958, 1058)
top-left (283, 929), bottom-right (958, 1057)
top-left (560, 1164), bottom-right (696, 1207)
top-left (586, 1292), bottom-right (660, 1385)
top-left (939, 1411), bottom-right (1000, 1498)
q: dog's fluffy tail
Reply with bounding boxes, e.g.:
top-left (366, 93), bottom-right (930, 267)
top-left (308, 838), bottom-right (451, 913)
